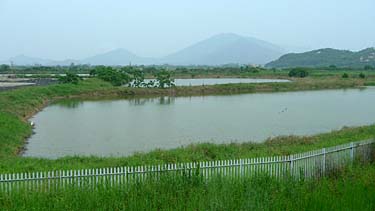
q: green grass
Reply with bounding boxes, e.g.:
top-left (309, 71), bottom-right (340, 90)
top-left (1, 163), bottom-right (375, 210)
top-left (307, 70), bottom-right (375, 78)
top-left (364, 81), bottom-right (375, 86)
top-left (0, 113), bottom-right (31, 157)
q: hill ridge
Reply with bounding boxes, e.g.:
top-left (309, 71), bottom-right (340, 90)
top-left (266, 47), bottom-right (375, 68)
top-left (1, 33), bottom-right (284, 66)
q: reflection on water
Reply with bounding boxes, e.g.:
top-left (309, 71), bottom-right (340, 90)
top-left (56, 96), bottom-right (177, 108)
top-left (128, 96), bottom-right (175, 106)
top-left (25, 87), bottom-right (375, 158)
top-left (158, 96), bottom-right (175, 105)
top-left (57, 100), bottom-right (84, 109)
top-left (145, 78), bottom-right (290, 86)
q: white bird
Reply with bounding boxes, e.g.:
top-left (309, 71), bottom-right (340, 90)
top-left (30, 121), bottom-right (35, 127)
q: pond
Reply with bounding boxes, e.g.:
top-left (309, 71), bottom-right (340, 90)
top-left (24, 87), bottom-right (375, 158)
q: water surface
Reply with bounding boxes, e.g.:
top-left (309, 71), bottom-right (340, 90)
top-left (25, 87), bottom-right (375, 158)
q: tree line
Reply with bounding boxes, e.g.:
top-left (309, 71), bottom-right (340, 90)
top-left (58, 66), bottom-right (175, 88)
top-left (1, 63), bottom-right (374, 75)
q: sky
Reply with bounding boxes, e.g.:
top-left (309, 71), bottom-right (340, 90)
top-left (0, 0), bottom-right (374, 61)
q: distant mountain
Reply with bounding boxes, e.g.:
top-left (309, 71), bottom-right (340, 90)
top-left (163, 33), bottom-right (285, 65)
top-left (266, 48), bottom-right (375, 68)
top-left (1, 33), bottom-right (286, 66)
top-left (0, 55), bottom-right (82, 66)
top-left (3, 55), bottom-right (54, 66)
top-left (47, 59), bottom-right (80, 66)
top-left (80, 48), bottom-right (156, 66)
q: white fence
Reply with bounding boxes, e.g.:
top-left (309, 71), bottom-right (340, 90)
top-left (0, 139), bottom-right (374, 191)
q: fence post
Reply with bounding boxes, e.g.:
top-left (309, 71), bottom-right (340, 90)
top-left (322, 148), bottom-right (326, 176)
top-left (240, 159), bottom-right (243, 177)
top-left (289, 155), bottom-right (294, 178)
top-left (350, 142), bottom-right (354, 161)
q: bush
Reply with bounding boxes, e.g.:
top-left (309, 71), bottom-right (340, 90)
top-left (328, 65), bottom-right (337, 70)
top-left (154, 70), bottom-right (175, 88)
top-left (342, 73), bottom-right (349, 78)
top-left (288, 68), bottom-right (309, 78)
top-left (58, 73), bottom-right (82, 84)
top-left (243, 66), bottom-right (260, 73)
top-left (359, 73), bottom-right (366, 79)
top-left (91, 66), bottom-right (130, 86)
top-left (120, 66), bottom-right (145, 87)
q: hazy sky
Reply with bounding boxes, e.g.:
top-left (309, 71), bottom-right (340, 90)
top-left (0, 0), bottom-right (374, 60)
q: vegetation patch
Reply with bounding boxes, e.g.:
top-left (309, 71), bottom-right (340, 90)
top-left (1, 163), bottom-right (375, 210)
top-left (288, 68), bottom-right (309, 78)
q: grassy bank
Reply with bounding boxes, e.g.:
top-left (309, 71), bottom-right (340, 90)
top-left (0, 77), bottom-right (374, 173)
top-left (1, 163), bottom-right (375, 210)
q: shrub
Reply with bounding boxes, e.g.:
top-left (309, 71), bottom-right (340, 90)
top-left (91, 66), bottom-right (130, 86)
top-left (288, 68), bottom-right (309, 78)
top-left (58, 72), bottom-right (82, 84)
top-left (359, 73), bottom-right (366, 79)
top-left (342, 73), bottom-right (349, 78)
top-left (154, 70), bottom-right (175, 88)
top-left (120, 66), bottom-right (145, 87)
top-left (251, 68), bottom-right (260, 73)
top-left (328, 65), bottom-right (337, 70)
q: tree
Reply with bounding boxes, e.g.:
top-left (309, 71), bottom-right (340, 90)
top-left (69, 63), bottom-right (76, 71)
top-left (91, 66), bottom-right (130, 86)
top-left (120, 66), bottom-right (145, 87)
top-left (328, 65), bottom-right (337, 70)
top-left (288, 68), bottom-right (309, 78)
top-left (58, 72), bottom-right (82, 84)
top-left (342, 73), bottom-right (349, 78)
top-left (0, 64), bottom-right (10, 73)
top-left (154, 70), bottom-right (175, 88)
top-left (359, 73), bottom-right (366, 79)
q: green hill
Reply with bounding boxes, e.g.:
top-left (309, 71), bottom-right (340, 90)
top-left (266, 48), bottom-right (375, 68)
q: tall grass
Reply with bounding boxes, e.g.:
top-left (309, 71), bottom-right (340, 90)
top-left (1, 163), bottom-right (375, 210)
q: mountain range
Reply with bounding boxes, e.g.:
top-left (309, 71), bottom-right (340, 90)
top-left (0, 33), bottom-right (285, 66)
top-left (266, 48), bottom-right (375, 68)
